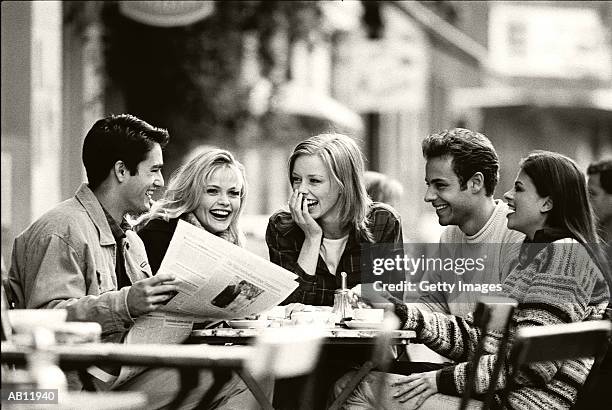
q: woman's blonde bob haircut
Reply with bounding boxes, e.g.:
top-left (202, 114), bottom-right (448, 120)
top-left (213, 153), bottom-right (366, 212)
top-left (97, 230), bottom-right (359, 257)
top-left (137, 148), bottom-right (247, 246)
top-left (288, 133), bottom-right (373, 241)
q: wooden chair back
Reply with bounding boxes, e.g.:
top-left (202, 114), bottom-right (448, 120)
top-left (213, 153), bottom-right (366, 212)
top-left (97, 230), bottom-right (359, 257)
top-left (511, 320), bottom-right (611, 366)
top-left (506, 320), bottom-right (612, 408)
top-left (460, 297), bottom-right (518, 410)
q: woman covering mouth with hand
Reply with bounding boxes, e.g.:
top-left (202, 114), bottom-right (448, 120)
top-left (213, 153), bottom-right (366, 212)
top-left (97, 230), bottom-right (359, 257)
top-left (135, 149), bottom-right (247, 274)
top-left (266, 133), bottom-right (404, 306)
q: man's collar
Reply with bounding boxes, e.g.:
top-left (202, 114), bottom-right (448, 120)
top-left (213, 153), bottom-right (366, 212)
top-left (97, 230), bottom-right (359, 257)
top-left (101, 207), bottom-right (126, 240)
top-left (74, 183), bottom-right (115, 245)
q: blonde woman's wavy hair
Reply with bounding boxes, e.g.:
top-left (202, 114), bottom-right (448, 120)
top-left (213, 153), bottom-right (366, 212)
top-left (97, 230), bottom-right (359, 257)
top-left (288, 133), bottom-right (374, 241)
top-left (136, 149), bottom-right (247, 246)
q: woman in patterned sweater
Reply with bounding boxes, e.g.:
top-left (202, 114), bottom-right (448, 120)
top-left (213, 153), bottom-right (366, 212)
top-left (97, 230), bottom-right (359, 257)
top-left (334, 151), bottom-right (609, 409)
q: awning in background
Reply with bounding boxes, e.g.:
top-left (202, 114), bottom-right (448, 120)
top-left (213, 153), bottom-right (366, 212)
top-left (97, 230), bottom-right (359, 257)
top-left (119, 1), bottom-right (214, 27)
top-left (390, 0), bottom-right (490, 70)
top-left (450, 87), bottom-right (612, 112)
top-left (272, 82), bottom-right (364, 132)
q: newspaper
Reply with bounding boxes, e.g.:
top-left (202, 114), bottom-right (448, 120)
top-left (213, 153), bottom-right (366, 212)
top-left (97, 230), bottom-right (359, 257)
top-left (159, 220), bottom-right (299, 319)
top-left (109, 311), bottom-right (196, 388)
top-left (111, 219), bottom-right (299, 388)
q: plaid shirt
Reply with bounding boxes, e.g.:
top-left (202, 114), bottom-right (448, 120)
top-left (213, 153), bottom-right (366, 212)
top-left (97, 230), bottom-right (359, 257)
top-left (266, 202), bottom-right (403, 306)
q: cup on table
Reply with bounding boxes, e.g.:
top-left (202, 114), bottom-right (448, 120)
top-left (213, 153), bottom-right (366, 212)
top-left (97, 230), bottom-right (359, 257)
top-left (263, 306), bottom-right (287, 320)
top-left (8, 309), bottom-right (68, 334)
top-left (291, 311), bottom-right (332, 327)
top-left (352, 308), bottom-right (384, 323)
top-left (260, 306), bottom-right (291, 327)
top-left (6, 309), bottom-right (100, 345)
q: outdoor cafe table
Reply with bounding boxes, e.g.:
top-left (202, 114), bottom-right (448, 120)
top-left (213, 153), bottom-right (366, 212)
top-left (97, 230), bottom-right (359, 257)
top-left (1, 341), bottom-right (265, 409)
top-left (189, 327), bottom-right (416, 345)
top-left (1, 341), bottom-right (253, 369)
top-left (188, 326), bottom-right (417, 409)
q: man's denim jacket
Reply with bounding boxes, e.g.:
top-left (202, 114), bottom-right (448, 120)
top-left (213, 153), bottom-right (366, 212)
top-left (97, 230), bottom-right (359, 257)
top-left (8, 183), bottom-right (152, 343)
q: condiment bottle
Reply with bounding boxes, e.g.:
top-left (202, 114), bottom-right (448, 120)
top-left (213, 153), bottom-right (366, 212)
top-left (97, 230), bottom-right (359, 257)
top-left (331, 272), bottom-right (353, 322)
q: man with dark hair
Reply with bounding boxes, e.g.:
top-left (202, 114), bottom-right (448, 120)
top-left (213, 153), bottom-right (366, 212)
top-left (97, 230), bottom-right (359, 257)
top-left (585, 160), bottom-right (612, 410)
top-left (82, 114), bottom-right (170, 191)
top-left (417, 128), bottom-right (524, 317)
top-left (587, 159), bottom-right (612, 244)
top-left (10, 114), bottom-right (171, 333)
top-left (9, 114), bottom-right (252, 408)
top-left (587, 158), bottom-right (612, 304)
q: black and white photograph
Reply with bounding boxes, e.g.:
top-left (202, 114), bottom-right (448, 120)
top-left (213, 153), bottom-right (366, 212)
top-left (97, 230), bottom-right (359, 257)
top-left (1, 1), bottom-right (611, 409)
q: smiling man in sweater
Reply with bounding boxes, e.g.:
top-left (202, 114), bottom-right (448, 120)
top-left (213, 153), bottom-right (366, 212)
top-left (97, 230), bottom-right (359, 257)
top-left (416, 128), bottom-right (524, 317)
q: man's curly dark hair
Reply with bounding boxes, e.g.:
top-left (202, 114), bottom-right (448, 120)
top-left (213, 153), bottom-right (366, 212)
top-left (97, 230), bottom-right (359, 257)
top-left (422, 128), bottom-right (499, 196)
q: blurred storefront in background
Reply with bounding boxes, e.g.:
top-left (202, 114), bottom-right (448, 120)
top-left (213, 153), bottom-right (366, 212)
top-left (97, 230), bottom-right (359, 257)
top-left (2, 1), bottom-right (611, 262)
top-left (451, 1), bottom-right (612, 202)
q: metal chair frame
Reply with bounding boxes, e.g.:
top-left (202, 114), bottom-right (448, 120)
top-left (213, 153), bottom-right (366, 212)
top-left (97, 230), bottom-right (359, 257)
top-left (503, 319), bottom-right (612, 409)
top-left (460, 297), bottom-right (518, 410)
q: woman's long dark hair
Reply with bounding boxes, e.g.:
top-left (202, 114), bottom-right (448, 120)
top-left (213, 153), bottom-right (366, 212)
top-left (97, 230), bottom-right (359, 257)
top-left (520, 151), bottom-right (599, 245)
top-left (520, 151), bottom-right (611, 280)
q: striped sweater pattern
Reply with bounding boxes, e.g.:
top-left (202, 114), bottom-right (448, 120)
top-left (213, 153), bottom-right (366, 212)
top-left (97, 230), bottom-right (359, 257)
top-left (404, 238), bottom-right (610, 409)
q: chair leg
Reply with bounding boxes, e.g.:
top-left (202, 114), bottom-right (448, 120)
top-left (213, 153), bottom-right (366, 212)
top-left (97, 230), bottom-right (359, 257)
top-left (373, 370), bottom-right (388, 409)
top-left (572, 342), bottom-right (610, 409)
top-left (167, 368), bottom-right (200, 410)
top-left (236, 369), bottom-right (274, 410)
top-left (501, 374), bottom-right (513, 410)
top-left (298, 374), bottom-right (316, 410)
top-left (459, 338), bottom-right (487, 410)
top-left (195, 369), bottom-right (233, 410)
top-left (328, 360), bottom-right (376, 410)
top-left (483, 322), bottom-right (514, 410)
top-left (372, 345), bottom-right (394, 408)
top-left (77, 368), bottom-right (97, 391)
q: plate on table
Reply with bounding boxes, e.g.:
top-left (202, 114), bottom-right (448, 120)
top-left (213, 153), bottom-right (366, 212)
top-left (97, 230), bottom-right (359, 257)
top-left (344, 320), bottom-right (384, 330)
top-left (228, 320), bottom-right (271, 329)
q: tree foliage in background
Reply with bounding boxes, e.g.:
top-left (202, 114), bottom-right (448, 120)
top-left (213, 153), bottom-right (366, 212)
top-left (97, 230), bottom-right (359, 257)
top-left (102, 0), bottom-right (323, 174)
